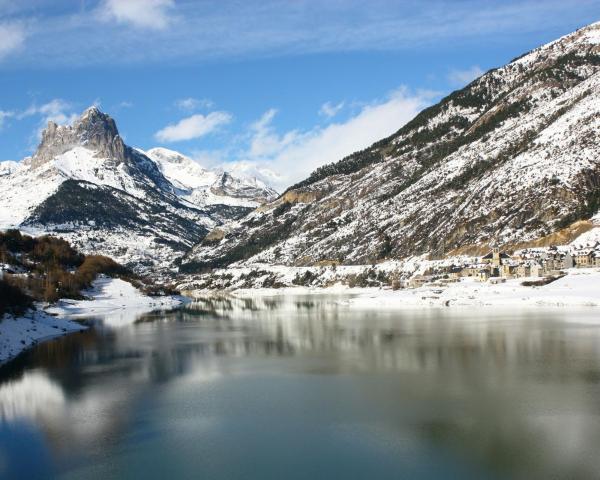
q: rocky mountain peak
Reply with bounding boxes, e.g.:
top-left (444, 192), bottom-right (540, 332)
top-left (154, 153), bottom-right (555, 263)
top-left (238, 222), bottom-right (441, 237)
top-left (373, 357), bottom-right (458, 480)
top-left (32, 106), bottom-right (126, 169)
top-left (75, 106), bottom-right (119, 140)
top-left (144, 147), bottom-right (278, 207)
top-left (210, 171), bottom-right (278, 202)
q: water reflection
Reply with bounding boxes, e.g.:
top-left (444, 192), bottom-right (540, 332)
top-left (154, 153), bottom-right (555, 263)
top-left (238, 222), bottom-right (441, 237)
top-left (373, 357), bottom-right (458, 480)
top-left (0, 296), bottom-right (600, 479)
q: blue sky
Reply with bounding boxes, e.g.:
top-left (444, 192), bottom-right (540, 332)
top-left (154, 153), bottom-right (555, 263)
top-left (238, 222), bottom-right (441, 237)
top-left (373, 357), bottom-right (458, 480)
top-left (0, 0), bottom-right (599, 189)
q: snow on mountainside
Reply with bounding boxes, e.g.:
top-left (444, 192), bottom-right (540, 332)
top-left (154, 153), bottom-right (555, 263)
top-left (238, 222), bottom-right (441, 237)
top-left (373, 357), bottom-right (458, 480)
top-left (144, 147), bottom-right (277, 208)
top-left (0, 160), bottom-right (19, 177)
top-left (0, 107), bottom-right (272, 272)
top-left (183, 21), bottom-right (600, 271)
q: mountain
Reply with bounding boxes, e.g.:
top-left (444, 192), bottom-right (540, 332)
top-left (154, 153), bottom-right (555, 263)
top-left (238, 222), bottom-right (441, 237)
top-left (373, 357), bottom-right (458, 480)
top-left (0, 161), bottom-right (18, 177)
top-left (0, 107), bottom-right (275, 273)
top-left (144, 147), bottom-right (277, 208)
top-left (182, 22), bottom-right (600, 272)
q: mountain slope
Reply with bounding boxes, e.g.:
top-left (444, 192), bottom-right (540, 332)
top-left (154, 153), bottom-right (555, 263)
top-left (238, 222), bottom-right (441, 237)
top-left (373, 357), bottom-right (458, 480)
top-left (144, 147), bottom-right (277, 208)
top-left (0, 108), bottom-right (271, 272)
top-left (183, 22), bottom-right (600, 271)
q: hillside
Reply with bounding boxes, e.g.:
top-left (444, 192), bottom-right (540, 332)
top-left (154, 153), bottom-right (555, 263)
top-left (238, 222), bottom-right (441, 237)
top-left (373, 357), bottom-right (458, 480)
top-left (0, 229), bottom-right (139, 315)
top-left (0, 108), bottom-right (276, 273)
top-left (0, 229), bottom-right (184, 363)
top-left (183, 22), bottom-right (600, 271)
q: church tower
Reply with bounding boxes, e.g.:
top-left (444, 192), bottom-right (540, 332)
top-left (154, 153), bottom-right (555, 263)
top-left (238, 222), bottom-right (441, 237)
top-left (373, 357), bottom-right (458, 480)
top-left (492, 247), bottom-right (501, 267)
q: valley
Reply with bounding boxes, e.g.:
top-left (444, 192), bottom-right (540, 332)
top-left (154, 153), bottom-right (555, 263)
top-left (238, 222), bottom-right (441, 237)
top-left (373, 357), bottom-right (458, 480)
top-left (3, 8), bottom-right (600, 480)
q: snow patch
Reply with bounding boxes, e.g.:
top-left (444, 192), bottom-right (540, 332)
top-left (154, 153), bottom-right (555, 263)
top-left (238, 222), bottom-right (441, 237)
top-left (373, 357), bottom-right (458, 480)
top-left (46, 276), bottom-right (188, 328)
top-left (0, 310), bottom-right (86, 364)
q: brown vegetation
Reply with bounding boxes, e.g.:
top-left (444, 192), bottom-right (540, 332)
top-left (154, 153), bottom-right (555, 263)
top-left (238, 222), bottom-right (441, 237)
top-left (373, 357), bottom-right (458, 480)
top-left (0, 279), bottom-right (33, 317)
top-left (510, 220), bottom-right (594, 250)
top-left (0, 230), bottom-right (173, 313)
top-left (521, 275), bottom-right (565, 287)
top-left (446, 220), bottom-right (595, 258)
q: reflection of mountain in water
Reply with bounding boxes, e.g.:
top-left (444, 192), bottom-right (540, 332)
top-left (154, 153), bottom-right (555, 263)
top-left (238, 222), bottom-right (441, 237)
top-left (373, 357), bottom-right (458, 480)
top-left (1, 298), bottom-right (600, 478)
top-left (175, 296), bottom-right (600, 377)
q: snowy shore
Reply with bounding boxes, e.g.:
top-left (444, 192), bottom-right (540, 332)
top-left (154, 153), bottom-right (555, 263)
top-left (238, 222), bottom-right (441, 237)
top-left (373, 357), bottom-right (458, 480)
top-left (0, 311), bottom-right (85, 364)
top-left (4, 269), bottom-right (598, 365)
top-left (344, 268), bottom-right (600, 310)
top-left (1, 276), bottom-right (188, 364)
top-left (190, 268), bottom-right (600, 311)
top-left (46, 276), bottom-right (188, 327)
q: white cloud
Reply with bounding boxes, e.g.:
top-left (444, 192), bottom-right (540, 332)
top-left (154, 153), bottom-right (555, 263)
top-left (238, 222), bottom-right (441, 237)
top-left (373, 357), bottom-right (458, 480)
top-left (99, 0), bottom-right (175, 30)
top-left (319, 101), bottom-right (345, 118)
top-left (0, 22), bottom-right (26, 59)
top-left (20, 99), bottom-right (78, 126)
top-left (222, 160), bottom-right (283, 188)
top-left (175, 97), bottom-right (214, 112)
top-left (247, 109), bottom-right (300, 158)
top-left (2, 1), bottom-right (597, 67)
top-left (155, 111), bottom-right (232, 142)
top-left (113, 100), bottom-right (133, 110)
top-left (0, 110), bottom-right (14, 129)
top-left (448, 65), bottom-right (485, 87)
top-left (17, 99), bottom-right (78, 146)
top-left (203, 87), bottom-right (435, 191)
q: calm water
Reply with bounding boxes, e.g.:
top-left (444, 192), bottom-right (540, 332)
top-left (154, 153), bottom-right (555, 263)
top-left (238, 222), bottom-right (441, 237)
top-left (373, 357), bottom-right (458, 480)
top-left (1, 295), bottom-right (600, 479)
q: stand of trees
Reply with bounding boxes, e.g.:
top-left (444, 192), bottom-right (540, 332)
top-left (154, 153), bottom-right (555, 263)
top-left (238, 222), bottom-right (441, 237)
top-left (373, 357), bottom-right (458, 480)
top-left (0, 230), bottom-right (152, 316)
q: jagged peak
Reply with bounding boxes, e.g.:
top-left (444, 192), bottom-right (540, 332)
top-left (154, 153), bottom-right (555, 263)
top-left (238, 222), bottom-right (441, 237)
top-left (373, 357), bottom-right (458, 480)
top-left (79, 105), bottom-right (112, 124)
top-left (75, 106), bottom-right (119, 137)
top-left (32, 107), bottom-right (125, 169)
top-left (81, 105), bottom-right (102, 117)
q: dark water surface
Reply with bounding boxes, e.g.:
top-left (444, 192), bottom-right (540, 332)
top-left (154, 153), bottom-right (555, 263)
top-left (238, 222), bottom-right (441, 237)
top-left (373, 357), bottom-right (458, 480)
top-left (1, 295), bottom-right (600, 479)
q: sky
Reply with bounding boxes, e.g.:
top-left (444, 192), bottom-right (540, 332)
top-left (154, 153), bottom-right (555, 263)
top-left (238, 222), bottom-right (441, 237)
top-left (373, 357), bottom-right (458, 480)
top-left (0, 0), bottom-right (599, 190)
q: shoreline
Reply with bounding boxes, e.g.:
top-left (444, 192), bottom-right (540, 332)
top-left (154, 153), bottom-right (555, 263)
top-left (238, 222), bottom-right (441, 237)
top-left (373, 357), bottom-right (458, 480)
top-left (0, 310), bottom-right (86, 365)
top-left (0, 276), bottom-right (188, 366)
top-left (5, 268), bottom-right (599, 366)
top-left (344, 268), bottom-right (600, 310)
top-left (188, 268), bottom-right (600, 310)
top-left (47, 276), bottom-right (189, 327)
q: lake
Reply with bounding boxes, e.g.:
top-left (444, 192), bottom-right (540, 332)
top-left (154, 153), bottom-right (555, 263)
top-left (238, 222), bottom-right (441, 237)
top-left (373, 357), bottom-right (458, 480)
top-left (1, 295), bottom-right (600, 479)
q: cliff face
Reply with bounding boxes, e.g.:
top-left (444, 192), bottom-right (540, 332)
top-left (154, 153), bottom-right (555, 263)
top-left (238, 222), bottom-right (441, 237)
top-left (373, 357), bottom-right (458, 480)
top-left (31, 107), bottom-right (126, 168)
top-left (183, 22), bottom-right (600, 271)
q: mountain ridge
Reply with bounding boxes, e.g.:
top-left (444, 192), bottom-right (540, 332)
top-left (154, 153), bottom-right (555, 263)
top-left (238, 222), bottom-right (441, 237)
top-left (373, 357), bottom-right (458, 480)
top-left (183, 21), bottom-right (600, 272)
top-left (144, 147), bottom-right (278, 208)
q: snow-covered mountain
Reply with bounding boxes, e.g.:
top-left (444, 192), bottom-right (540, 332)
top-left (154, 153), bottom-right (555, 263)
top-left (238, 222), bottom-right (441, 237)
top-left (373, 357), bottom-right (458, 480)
top-left (144, 147), bottom-right (277, 208)
top-left (0, 161), bottom-right (18, 177)
top-left (183, 22), bottom-right (600, 271)
top-left (0, 107), bottom-right (275, 272)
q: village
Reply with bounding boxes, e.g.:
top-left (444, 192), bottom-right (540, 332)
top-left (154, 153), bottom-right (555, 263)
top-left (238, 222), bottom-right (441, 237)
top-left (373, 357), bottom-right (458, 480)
top-left (407, 243), bottom-right (600, 289)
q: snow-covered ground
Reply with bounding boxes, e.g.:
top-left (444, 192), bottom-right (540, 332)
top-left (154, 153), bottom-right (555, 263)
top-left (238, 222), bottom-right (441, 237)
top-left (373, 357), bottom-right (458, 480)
top-left (0, 276), bottom-right (189, 364)
top-left (188, 268), bottom-right (600, 311)
top-left (0, 310), bottom-right (85, 364)
top-left (46, 276), bottom-right (188, 328)
top-left (344, 268), bottom-right (600, 310)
